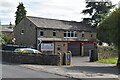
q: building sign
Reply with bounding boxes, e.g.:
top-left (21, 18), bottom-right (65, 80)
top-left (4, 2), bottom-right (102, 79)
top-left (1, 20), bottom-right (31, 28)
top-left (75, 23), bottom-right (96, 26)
top-left (41, 43), bottom-right (54, 51)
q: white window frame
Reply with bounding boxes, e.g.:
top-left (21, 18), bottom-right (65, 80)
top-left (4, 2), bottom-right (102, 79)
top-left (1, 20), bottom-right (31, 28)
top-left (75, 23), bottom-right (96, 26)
top-left (21, 29), bottom-right (24, 35)
top-left (64, 31), bottom-right (77, 38)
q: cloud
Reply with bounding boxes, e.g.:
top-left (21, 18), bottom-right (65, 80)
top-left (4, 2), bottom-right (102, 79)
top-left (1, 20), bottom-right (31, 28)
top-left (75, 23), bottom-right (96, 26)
top-left (0, 0), bottom-right (120, 24)
top-left (0, 0), bottom-right (17, 13)
top-left (24, 0), bottom-right (86, 22)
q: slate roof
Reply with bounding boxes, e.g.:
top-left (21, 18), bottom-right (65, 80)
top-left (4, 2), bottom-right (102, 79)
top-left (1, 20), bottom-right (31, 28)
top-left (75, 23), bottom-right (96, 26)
top-left (27, 16), bottom-right (95, 32)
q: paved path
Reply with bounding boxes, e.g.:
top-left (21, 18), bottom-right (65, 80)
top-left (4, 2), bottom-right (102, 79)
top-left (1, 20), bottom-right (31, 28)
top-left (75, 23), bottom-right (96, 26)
top-left (72, 56), bottom-right (90, 65)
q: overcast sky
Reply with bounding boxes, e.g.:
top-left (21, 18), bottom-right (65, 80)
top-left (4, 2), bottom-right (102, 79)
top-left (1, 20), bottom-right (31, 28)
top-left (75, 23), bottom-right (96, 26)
top-left (0, 0), bottom-right (119, 25)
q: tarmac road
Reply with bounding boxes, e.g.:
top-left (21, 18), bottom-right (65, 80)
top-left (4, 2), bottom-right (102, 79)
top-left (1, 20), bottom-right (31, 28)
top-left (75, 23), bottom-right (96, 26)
top-left (2, 63), bottom-right (66, 78)
top-left (2, 62), bottom-right (119, 80)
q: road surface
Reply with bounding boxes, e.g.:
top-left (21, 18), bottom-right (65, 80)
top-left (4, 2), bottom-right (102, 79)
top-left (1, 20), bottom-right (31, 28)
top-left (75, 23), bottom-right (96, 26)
top-left (1, 62), bottom-right (119, 80)
top-left (2, 62), bottom-right (66, 78)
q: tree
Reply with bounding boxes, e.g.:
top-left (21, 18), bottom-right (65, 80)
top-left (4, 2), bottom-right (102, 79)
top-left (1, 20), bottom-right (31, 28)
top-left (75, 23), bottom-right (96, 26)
top-left (82, 0), bottom-right (114, 28)
top-left (97, 8), bottom-right (120, 67)
top-left (15, 2), bottom-right (27, 25)
top-left (0, 32), bottom-right (5, 44)
top-left (2, 34), bottom-right (13, 44)
top-left (0, 32), bottom-right (12, 44)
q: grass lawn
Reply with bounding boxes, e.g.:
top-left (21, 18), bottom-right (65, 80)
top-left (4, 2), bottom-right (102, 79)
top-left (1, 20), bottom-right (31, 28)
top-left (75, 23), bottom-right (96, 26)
top-left (96, 58), bottom-right (118, 64)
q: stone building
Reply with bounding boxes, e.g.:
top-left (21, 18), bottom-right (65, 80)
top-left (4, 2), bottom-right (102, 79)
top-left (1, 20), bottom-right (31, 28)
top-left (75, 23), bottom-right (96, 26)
top-left (14, 16), bottom-right (97, 56)
top-left (0, 22), bottom-right (14, 38)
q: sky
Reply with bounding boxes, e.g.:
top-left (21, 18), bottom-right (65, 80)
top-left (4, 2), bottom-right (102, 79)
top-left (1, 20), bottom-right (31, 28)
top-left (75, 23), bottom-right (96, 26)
top-left (0, 0), bottom-right (120, 25)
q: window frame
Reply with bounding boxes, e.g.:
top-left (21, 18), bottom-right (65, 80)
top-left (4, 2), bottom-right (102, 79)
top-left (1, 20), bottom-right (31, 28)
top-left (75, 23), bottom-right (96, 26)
top-left (82, 31), bottom-right (85, 38)
top-left (21, 29), bottom-right (24, 35)
top-left (53, 30), bottom-right (56, 37)
top-left (40, 29), bottom-right (44, 37)
top-left (90, 32), bottom-right (93, 38)
top-left (64, 31), bottom-right (77, 38)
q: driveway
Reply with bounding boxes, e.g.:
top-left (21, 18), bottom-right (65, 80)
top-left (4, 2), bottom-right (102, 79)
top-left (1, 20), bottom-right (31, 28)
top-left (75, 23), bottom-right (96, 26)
top-left (72, 56), bottom-right (89, 65)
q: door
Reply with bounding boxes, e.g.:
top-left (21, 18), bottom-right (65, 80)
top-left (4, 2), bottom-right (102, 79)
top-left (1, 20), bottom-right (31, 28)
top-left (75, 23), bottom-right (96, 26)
top-left (68, 43), bottom-right (81, 56)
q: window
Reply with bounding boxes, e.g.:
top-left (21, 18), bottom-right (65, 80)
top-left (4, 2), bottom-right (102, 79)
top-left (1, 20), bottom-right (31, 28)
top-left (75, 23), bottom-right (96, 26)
top-left (57, 45), bottom-right (62, 51)
top-left (53, 30), bottom-right (56, 37)
top-left (68, 31), bottom-right (70, 37)
top-left (82, 31), bottom-right (85, 38)
top-left (21, 29), bottom-right (24, 34)
top-left (40, 30), bottom-right (44, 36)
top-left (64, 31), bottom-right (77, 38)
top-left (71, 31), bottom-right (74, 37)
top-left (91, 32), bottom-right (93, 37)
top-left (74, 31), bottom-right (77, 37)
top-left (64, 31), bottom-right (67, 37)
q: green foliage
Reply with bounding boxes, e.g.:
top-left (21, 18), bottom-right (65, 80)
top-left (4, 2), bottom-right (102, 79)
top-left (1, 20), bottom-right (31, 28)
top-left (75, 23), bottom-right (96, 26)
top-left (97, 8), bottom-right (120, 46)
top-left (15, 2), bottom-right (27, 25)
top-left (2, 35), bottom-right (12, 44)
top-left (97, 8), bottom-right (120, 67)
top-left (0, 32), bottom-right (12, 44)
top-left (82, 0), bottom-right (115, 28)
top-left (0, 32), bottom-right (5, 44)
top-left (96, 58), bottom-right (118, 64)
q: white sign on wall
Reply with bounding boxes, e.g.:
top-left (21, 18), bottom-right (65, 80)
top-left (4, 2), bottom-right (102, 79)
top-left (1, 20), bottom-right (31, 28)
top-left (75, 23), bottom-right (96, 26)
top-left (41, 43), bottom-right (54, 51)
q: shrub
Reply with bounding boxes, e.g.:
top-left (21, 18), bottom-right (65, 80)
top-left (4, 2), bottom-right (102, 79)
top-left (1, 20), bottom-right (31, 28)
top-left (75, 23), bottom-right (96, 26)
top-left (98, 46), bottom-right (118, 59)
top-left (1, 34), bottom-right (12, 44)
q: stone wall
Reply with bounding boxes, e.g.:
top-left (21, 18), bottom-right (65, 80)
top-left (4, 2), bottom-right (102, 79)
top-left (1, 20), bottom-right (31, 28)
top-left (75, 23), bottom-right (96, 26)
top-left (98, 46), bottom-right (118, 59)
top-left (1, 51), bottom-right (62, 66)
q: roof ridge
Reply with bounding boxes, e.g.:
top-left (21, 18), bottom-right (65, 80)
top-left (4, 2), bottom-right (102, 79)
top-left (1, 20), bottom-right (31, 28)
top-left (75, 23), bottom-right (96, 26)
top-left (26, 16), bottom-right (82, 23)
top-left (25, 16), bottom-right (94, 32)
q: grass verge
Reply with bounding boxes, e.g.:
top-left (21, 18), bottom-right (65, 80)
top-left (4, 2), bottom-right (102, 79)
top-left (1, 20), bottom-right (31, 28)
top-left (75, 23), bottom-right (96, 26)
top-left (96, 58), bottom-right (118, 64)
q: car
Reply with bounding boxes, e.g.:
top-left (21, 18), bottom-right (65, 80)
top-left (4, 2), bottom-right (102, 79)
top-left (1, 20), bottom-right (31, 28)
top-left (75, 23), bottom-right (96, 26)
top-left (14, 48), bottom-right (41, 54)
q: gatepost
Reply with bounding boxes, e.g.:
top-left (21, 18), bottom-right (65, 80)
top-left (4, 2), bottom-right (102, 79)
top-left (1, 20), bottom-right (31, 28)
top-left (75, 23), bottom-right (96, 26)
top-left (89, 43), bottom-right (98, 62)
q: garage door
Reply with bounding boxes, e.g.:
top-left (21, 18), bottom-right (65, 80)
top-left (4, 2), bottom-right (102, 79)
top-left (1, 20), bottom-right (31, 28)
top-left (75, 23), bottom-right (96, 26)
top-left (68, 43), bottom-right (81, 56)
top-left (83, 43), bottom-right (94, 56)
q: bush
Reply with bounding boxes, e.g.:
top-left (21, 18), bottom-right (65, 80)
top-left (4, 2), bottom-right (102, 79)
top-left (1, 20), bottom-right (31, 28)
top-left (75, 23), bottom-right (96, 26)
top-left (3, 35), bottom-right (12, 44)
top-left (1, 34), bottom-right (12, 44)
top-left (98, 46), bottom-right (118, 59)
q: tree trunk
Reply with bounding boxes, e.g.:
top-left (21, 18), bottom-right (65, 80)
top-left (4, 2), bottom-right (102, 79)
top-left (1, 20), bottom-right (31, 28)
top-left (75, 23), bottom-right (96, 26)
top-left (117, 46), bottom-right (120, 69)
top-left (118, 53), bottom-right (120, 67)
top-left (117, 48), bottom-right (120, 75)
